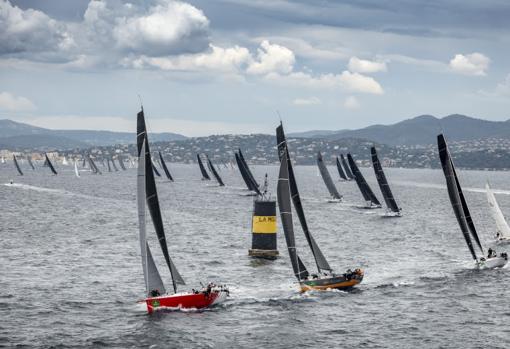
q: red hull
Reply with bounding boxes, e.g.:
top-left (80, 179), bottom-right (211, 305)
top-left (145, 290), bottom-right (226, 314)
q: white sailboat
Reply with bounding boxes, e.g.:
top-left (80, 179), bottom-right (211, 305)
top-left (62, 156), bottom-right (69, 166)
top-left (74, 160), bottom-right (80, 178)
top-left (486, 182), bottom-right (510, 242)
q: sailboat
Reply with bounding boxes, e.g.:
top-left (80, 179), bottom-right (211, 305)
top-left (1, 156), bottom-right (5, 164)
top-left (437, 134), bottom-right (507, 269)
top-left (206, 155), bottom-right (224, 186)
top-left (13, 155), bottom-right (23, 176)
top-left (486, 182), bottom-right (510, 242)
top-left (276, 123), bottom-right (363, 291)
top-left (111, 157), bottom-right (119, 172)
top-left (158, 152), bottom-right (174, 181)
top-left (235, 150), bottom-right (261, 195)
top-left (87, 155), bottom-right (101, 175)
top-left (27, 156), bottom-right (35, 170)
top-left (347, 154), bottom-right (381, 208)
top-left (340, 154), bottom-right (354, 180)
top-left (62, 156), bottom-right (69, 166)
top-left (335, 156), bottom-right (348, 181)
top-left (317, 152), bottom-right (342, 202)
top-left (74, 160), bottom-right (80, 178)
top-left (196, 154), bottom-right (211, 180)
top-left (136, 108), bottom-right (228, 313)
top-left (44, 153), bottom-right (58, 175)
top-left (371, 147), bottom-right (401, 216)
top-left (238, 149), bottom-right (260, 191)
top-left (118, 156), bottom-right (127, 171)
top-left (107, 158), bottom-right (112, 172)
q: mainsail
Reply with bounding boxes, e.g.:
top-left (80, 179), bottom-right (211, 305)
top-left (151, 158), bottom-right (161, 177)
top-left (238, 149), bottom-right (260, 191)
top-left (317, 151), bottom-right (342, 200)
top-left (45, 153), bottom-right (58, 175)
top-left (347, 153), bottom-right (380, 207)
top-left (138, 140), bottom-right (166, 296)
top-left (197, 153), bottom-right (211, 180)
top-left (88, 155), bottom-right (101, 175)
top-left (27, 156), bottom-right (35, 170)
top-left (137, 109), bottom-right (185, 293)
top-left (371, 147), bottom-right (400, 213)
top-left (486, 182), bottom-right (510, 239)
top-left (158, 152), bottom-right (174, 181)
top-left (13, 155), bottom-right (23, 176)
top-left (276, 123), bottom-right (332, 273)
top-left (207, 155), bottom-right (225, 186)
top-left (437, 134), bottom-right (481, 260)
top-left (107, 159), bottom-right (112, 172)
top-left (235, 152), bottom-right (257, 193)
top-left (277, 150), bottom-right (309, 280)
top-left (341, 154), bottom-right (354, 179)
top-left (335, 156), bottom-right (347, 180)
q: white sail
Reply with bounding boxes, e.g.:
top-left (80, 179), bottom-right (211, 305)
top-left (1, 156), bottom-right (5, 164)
top-left (138, 140), bottom-right (166, 296)
top-left (74, 161), bottom-right (80, 178)
top-left (62, 156), bottom-right (68, 166)
top-left (486, 182), bottom-right (510, 239)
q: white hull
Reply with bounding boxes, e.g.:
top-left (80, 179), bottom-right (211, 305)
top-left (381, 210), bottom-right (402, 218)
top-left (476, 256), bottom-right (508, 269)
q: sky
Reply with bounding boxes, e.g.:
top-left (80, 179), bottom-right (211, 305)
top-left (1, 0), bottom-right (510, 136)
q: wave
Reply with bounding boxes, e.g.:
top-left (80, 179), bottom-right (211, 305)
top-left (394, 180), bottom-right (510, 195)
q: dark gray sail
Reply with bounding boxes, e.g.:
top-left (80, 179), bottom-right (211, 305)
top-left (371, 147), bottom-right (400, 213)
top-left (118, 156), bottom-right (126, 171)
top-left (317, 151), bottom-right (342, 200)
top-left (27, 156), bottom-right (35, 170)
top-left (137, 109), bottom-right (185, 293)
top-left (82, 157), bottom-right (86, 168)
top-left (13, 155), bottom-right (23, 176)
top-left (111, 157), bottom-right (119, 172)
top-left (238, 149), bottom-right (260, 191)
top-left (335, 156), bottom-right (347, 180)
top-left (347, 153), bottom-right (380, 207)
top-left (107, 158), bottom-right (112, 172)
top-left (88, 155), bottom-right (102, 175)
top-left (437, 134), bottom-right (479, 260)
top-left (158, 152), bottom-right (173, 181)
top-left (207, 155), bottom-right (225, 186)
top-left (151, 159), bottom-right (161, 177)
top-left (277, 150), bottom-right (309, 280)
top-left (341, 154), bottom-right (354, 179)
top-left (235, 152), bottom-right (256, 192)
top-left (196, 153), bottom-right (210, 180)
top-left (276, 123), bottom-right (332, 273)
top-left (45, 153), bottom-right (58, 175)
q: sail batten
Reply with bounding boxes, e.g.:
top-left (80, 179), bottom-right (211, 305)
top-left (371, 147), bottom-right (400, 213)
top-left (158, 152), bottom-right (174, 181)
top-left (347, 154), bottom-right (380, 206)
top-left (317, 151), bottom-right (342, 200)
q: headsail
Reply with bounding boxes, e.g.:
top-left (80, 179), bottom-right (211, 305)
top-left (197, 153), bottom-right (211, 180)
top-left (335, 156), bottom-right (347, 180)
top-left (341, 154), bottom-right (354, 179)
top-left (486, 182), bottom-right (510, 239)
top-left (88, 155), bottom-right (102, 175)
top-left (207, 155), bottom-right (225, 186)
top-left (277, 150), bottom-right (309, 280)
top-left (276, 122), bottom-right (332, 273)
top-left (235, 152), bottom-right (257, 193)
top-left (137, 109), bottom-right (185, 293)
top-left (347, 154), bottom-right (380, 207)
top-left (13, 155), bottom-right (23, 176)
top-left (45, 153), bottom-right (58, 175)
top-left (158, 152), bottom-right (174, 181)
top-left (437, 134), bottom-right (479, 260)
top-left (371, 147), bottom-right (400, 213)
top-left (107, 158), bottom-right (112, 172)
top-left (317, 152), bottom-right (342, 200)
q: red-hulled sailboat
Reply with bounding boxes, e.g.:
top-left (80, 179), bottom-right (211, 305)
top-left (136, 108), bottom-right (229, 314)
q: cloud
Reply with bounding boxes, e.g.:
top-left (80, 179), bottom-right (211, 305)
top-left (343, 96), bottom-right (360, 109)
top-left (348, 57), bottom-right (387, 73)
top-left (292, 96), bottom-right (321, 106)
top-left (0, 91), bottom-right (36, 111)
top-left (246, 40), bottom-right (295, 75)
top-left (449, 52), bottom-right (490, 76)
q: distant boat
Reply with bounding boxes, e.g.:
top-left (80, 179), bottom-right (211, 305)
top-left (1, 156), bottom-right (5, 164)
top-left (371, 147), bottom-right (401, 216)
top-left (206, 155), bottom-right (224, 186)
top-left (158, 152), bottom-right (173, 181)
top-left (486, 182), bottom-right (510, 242)
top-left (44, 153), bottom-right (58, 175)
top-left (335, 156), bottom-right (348, 181)
top-left (106, 158), bottom-right (112, 172)
top-left (27, 156), bottom-right (35, 170)
top-left (118, 156), bottom-right (127, 171)
top-left (196, 154), bottom-right (211, 180)
top-left (13, 155), bottom-right (23, 176)
top-left (74, 160), bottom-right (80, 178)
top-left (151, 158), bottom-right (161, 177)
top-left (235, 150), bottom-right (261, 195)
top-left (340, 154), bottom-right (354, 180)
top-left (62, 156), bottom-right (69, 166)
top-left (111, 157), bottom-right (119, 172)
top-left (136, 108), bottom-right (228, 314)
top-left (437, 134), bottom-right (507, 269)
top-left (347, 153), bottom-right (381, 208)
top-left (316, 151), bottom-right (342, 202)
top-left (87, 155), bottom-right (101, 175)
top-left (276, 122), bottom-right (363, 291)
top-left (238, 149), bottom-right (260, 191)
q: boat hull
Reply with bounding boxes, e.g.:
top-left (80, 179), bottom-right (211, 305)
top-left (476, 255), bottom-right (508, 269)
top-left (145, 290), bottom-right (228, 314)
top-left (300, 270), bottom-right (364, 292)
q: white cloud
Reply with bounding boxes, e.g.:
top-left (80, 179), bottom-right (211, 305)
top-left (292, 97), bottom-right (321, 106)
top-left (348, 57), bottom-right (387, 73)
top-left (449, 52), bottom-right (490, 76)
top-left (246, 40), bottom-right (295, 75)
top-left (0, 92), bottom-right (36, 111)
top-left (343, 96), bottom-right (360, 109)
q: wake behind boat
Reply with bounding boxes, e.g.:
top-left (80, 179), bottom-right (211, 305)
top-left (437, 134), bottom-right (508, 269)
top-left (136, 107), bottom-right (228, 314)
